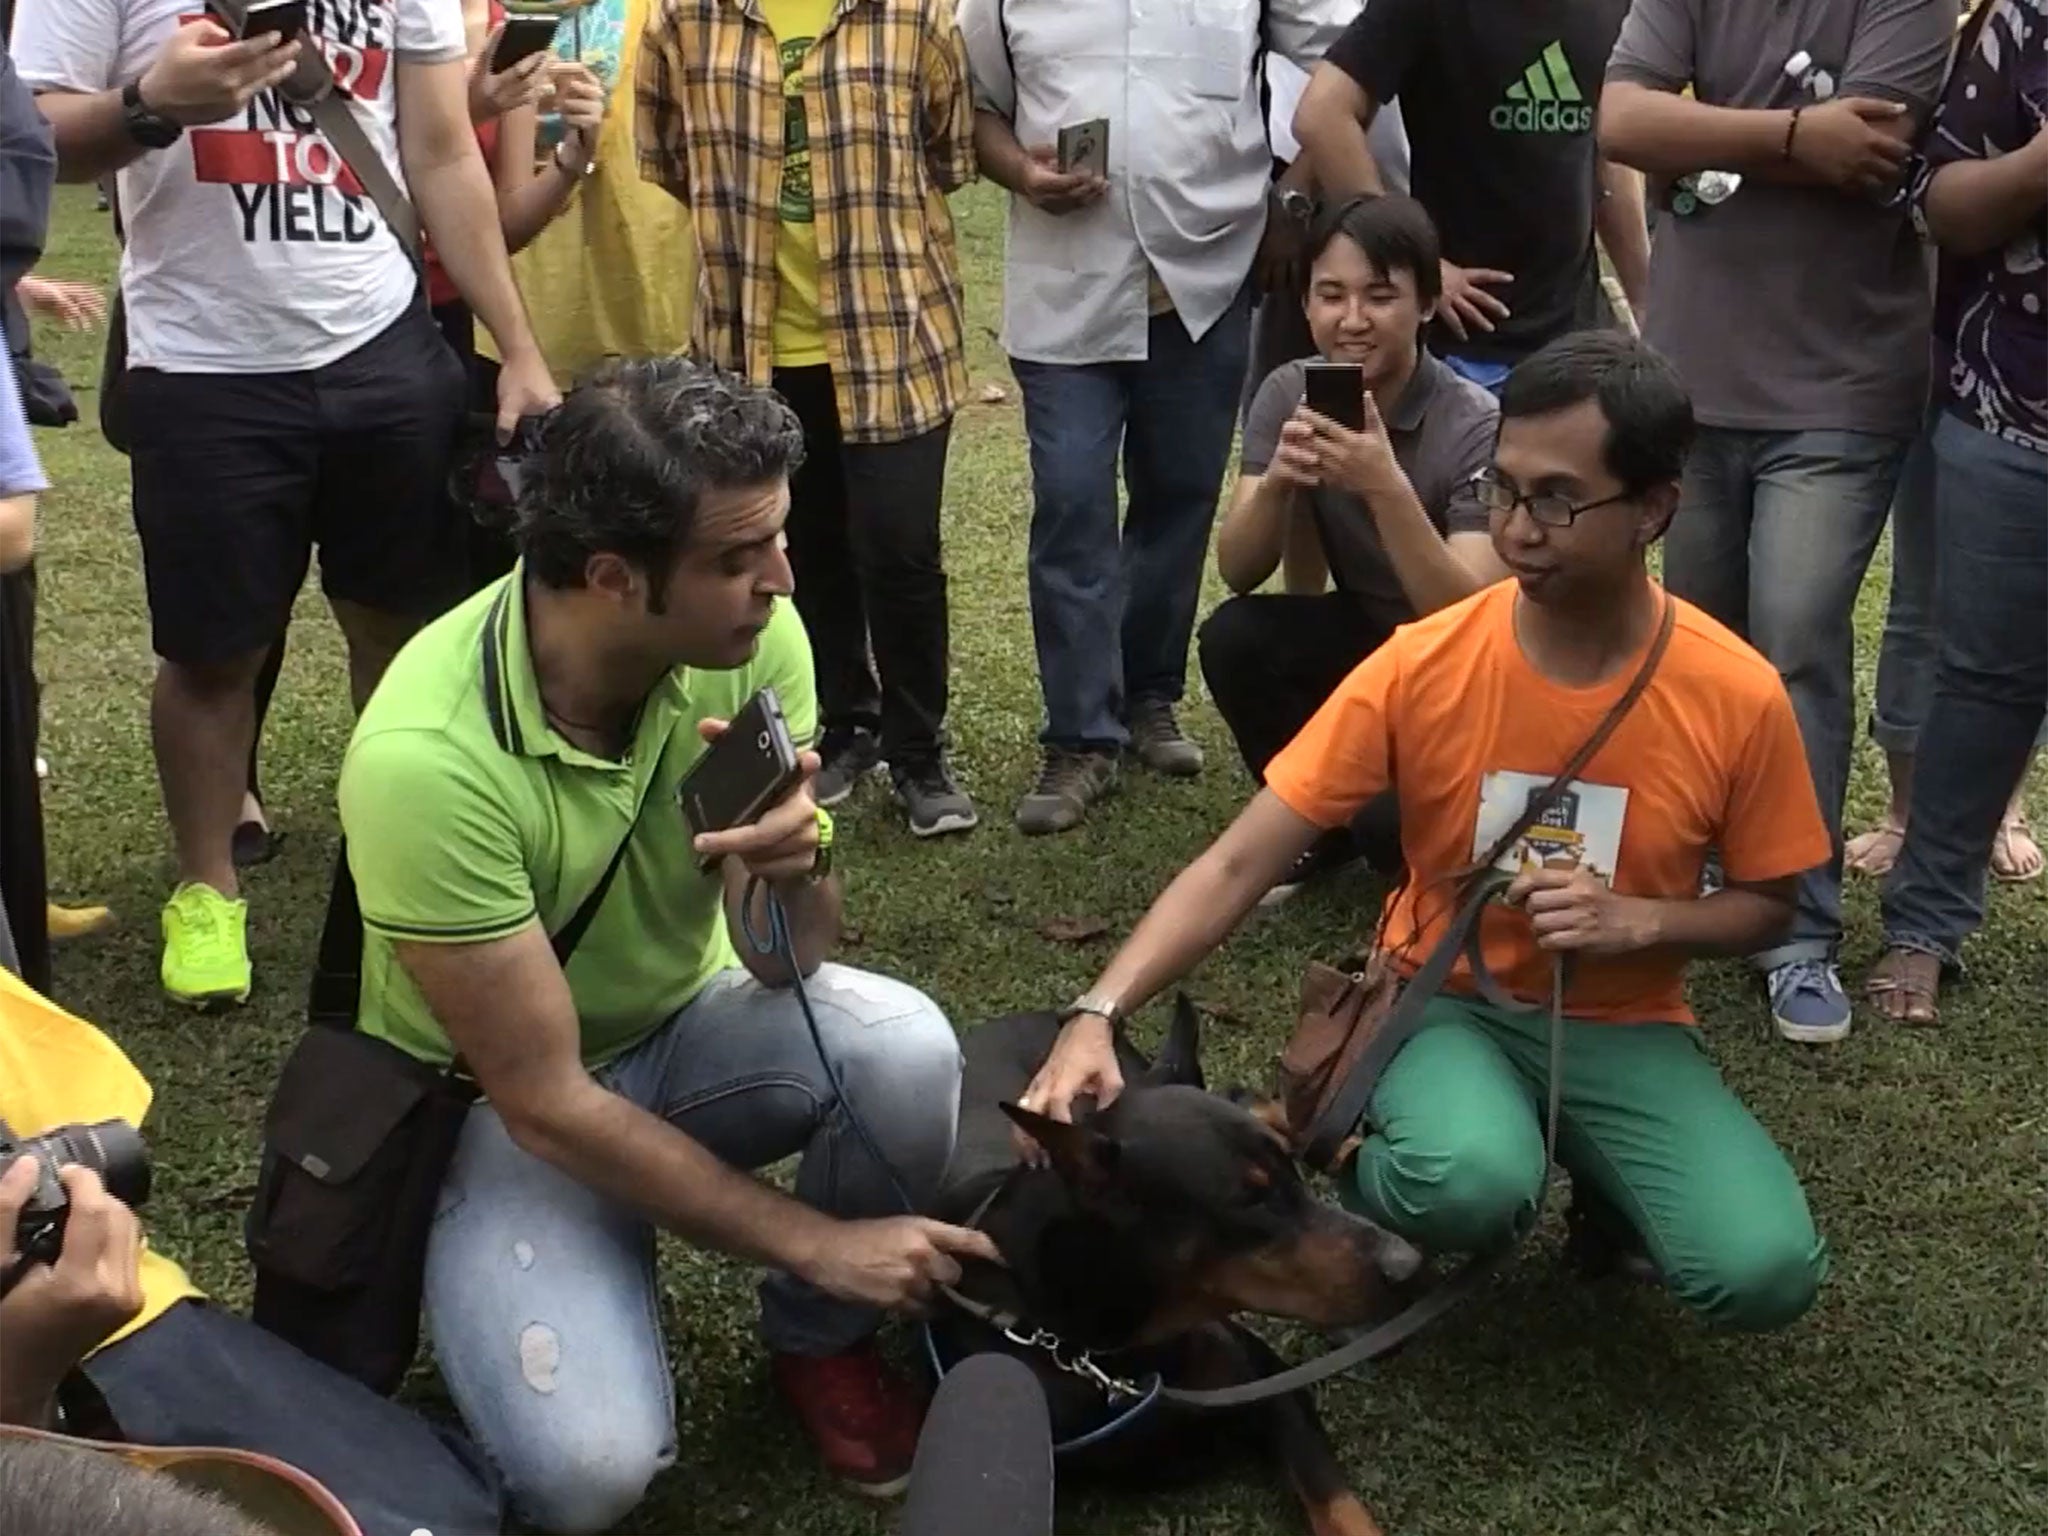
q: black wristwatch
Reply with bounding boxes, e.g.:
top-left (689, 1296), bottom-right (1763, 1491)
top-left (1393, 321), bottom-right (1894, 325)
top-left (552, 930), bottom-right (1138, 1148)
top-left (121, 78), bottom-right (184, 150)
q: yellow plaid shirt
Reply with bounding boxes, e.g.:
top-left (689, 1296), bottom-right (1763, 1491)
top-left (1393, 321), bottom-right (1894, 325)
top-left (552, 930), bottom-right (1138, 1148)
top-left (637, 0), bottom-right (976, 444)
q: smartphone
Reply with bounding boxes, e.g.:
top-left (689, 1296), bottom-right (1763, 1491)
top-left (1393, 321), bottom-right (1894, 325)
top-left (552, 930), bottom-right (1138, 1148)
top-left (1057, 118), bottom-right (1109, 179)
top-left (1302, 361), bottom-right (1367, 432)
top-left (677, 687), bottom-right (805, 852)
top-left (491, 13), bottom-right (561, 72)
top-left (238, 0), bottom-right (306, 43)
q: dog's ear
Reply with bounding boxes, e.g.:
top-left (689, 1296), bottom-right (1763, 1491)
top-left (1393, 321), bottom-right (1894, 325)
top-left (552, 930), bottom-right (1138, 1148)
top-left (1002, 1102), bottom-right (1120, 1191)
top-left (1145, 994), bottom-right (1205, 1091)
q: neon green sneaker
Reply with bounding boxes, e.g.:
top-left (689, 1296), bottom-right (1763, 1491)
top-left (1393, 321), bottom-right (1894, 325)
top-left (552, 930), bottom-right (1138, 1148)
top-left (160, 882), bottom-right (251, 1009)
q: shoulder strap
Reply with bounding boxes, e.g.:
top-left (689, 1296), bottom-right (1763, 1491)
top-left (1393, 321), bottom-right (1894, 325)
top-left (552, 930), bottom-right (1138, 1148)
top-left (206, 0), bottom-right (422, 266)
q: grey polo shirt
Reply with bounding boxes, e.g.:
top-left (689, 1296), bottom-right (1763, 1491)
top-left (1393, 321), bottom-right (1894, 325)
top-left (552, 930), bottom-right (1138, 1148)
top-left (1606, 0), bottom-right (1958, 437)
top-left (1241, 351), bottom-right (1497, 629)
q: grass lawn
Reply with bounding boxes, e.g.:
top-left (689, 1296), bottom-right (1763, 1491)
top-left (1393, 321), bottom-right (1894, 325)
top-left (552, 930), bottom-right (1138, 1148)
top-left (23, 179), bottom-right (2048, 1536)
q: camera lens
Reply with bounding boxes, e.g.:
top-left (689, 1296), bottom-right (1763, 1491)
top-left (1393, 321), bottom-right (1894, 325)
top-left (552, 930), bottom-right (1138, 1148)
top-left (23, 1119), bottom-right (151, 1211)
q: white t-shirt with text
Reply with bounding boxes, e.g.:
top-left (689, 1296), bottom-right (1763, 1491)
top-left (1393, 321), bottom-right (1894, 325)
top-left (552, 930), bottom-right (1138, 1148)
top-left (14, 0), bottom-right (464, 374)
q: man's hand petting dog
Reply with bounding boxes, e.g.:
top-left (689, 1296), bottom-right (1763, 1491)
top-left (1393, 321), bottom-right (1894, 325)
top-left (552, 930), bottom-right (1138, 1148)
top-left (1507, 866), bottom-right (1661, 955)
top-left (797, 1215), bottom-right (1004, 1312)
top-left (688, 718), bottom-right (824, 884)
top-left (1011, 1013), bottom-right (1125, 1163)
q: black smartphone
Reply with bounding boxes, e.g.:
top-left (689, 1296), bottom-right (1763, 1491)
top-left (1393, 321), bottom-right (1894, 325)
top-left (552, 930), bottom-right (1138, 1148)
top-left (1302, 361), bottom-right (1367, 431)
top-left (238, 0), bottom-right (306, 43)
top-left (491, 13), bottom-right (561, 71)
top-left (677, 687), bottom-right (804, 852)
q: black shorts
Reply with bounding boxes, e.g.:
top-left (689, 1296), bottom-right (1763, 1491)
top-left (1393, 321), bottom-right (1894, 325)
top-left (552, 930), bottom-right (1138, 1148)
top-left (127, 302), bottom-right (468, 666)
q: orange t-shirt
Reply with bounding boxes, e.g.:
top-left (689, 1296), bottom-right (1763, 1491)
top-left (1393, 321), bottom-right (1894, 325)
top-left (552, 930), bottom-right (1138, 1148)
top-left (1264, 582), bottom-right (1831, 1025)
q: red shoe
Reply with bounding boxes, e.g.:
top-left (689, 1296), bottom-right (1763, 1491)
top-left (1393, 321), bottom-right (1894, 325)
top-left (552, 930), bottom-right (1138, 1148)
top-left (770, 1344), bottom-right (928, 1498)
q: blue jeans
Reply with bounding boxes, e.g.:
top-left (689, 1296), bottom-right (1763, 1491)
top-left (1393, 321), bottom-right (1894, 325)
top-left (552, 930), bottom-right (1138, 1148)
top-left (84, 1300), bottom-right (503, 1536)
top-left (1867, 409), bottom-right (2048, 757)
top-left (1881, 415), bottom-right (2048, 963)
top-left (1664, 426), bottom-right (1909, 969)
top-left (421, 964), bottom-right (962, 1534)
top-left (1012, 286), bottom-right (1253, 749)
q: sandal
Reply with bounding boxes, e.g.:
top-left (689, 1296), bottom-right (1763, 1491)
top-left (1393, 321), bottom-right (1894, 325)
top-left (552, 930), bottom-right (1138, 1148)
top-left (1991, 807), bottom-right (2043, 884)
top-left (1863, 947), bottom-right (1943, 1026)
top-left (1845, 816), bottom-right (1906, 878)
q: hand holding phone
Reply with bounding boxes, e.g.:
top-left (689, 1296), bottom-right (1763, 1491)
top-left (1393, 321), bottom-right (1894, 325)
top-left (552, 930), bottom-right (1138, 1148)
top-left (1301, 360), bottom-right (1367, 432)
top-left (1299, 365), bottom-right (1405, 501)
top-left (491, 13), bottom-right (561, 72)
top-left (679, 690), bottom-right (821, 882)
top-left (1057, 118), bottom-right (1109, 179)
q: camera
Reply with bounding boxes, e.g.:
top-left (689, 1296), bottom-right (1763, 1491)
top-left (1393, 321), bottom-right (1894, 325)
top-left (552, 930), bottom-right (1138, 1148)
top-left (0, 1118), bottom-right (151, 1267)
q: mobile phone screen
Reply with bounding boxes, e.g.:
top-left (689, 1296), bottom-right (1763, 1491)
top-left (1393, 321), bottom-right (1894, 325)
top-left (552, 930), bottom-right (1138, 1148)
top-left (1302, 362), bottom-right (1367, 432)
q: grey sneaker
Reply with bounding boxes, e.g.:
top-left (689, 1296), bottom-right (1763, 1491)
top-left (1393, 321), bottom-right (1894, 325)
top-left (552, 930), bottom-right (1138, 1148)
top-left (892, 755), bottom-right (979, 838)
top-left (1768, 958), bottom-right (1852, 1045)
top-left (1127, 699), bottom-right (1204, 778)
top-left (813, 727), bottom-right (884, 809)
top-left (1014, 749), bottom-right (1118, 836)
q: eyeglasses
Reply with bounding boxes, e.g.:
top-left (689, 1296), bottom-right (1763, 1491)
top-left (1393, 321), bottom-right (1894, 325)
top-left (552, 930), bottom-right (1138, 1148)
top-left (1458, 469), bottom-right (1634, 528)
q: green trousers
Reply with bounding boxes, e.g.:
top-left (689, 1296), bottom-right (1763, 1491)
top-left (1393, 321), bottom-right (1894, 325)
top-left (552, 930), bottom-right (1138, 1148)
top-left (1344, 995), bottom-right (1827, 1332)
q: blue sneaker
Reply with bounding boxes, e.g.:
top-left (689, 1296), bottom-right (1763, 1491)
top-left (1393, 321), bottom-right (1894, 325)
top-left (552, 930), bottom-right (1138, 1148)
top-left (1768, 959), bottom-right (1852, 1044)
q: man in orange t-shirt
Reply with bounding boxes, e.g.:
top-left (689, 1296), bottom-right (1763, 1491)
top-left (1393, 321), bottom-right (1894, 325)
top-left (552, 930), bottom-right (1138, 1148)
top-left (1021, 333), bottom-right (1833, 1332)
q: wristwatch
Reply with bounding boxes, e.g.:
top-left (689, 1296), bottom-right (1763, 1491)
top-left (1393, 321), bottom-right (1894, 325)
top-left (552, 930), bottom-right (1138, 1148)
top-left (1057, 991), bottom-right (1126, 1031)
top-left (1274, 185), bottom-right (1315, 226)
top-left (121, 78), bottom-right (183, 150)
top-left (553, 136), bottom-right (595, 179)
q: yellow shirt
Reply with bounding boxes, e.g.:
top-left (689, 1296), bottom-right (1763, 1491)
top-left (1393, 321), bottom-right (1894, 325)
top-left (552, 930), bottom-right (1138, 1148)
top-left (759, 0), bottom-right (841, 369)
top-left (480, 0), bottom-right (697, 382)
top-left (0, 970), bottom-right (202, 1351)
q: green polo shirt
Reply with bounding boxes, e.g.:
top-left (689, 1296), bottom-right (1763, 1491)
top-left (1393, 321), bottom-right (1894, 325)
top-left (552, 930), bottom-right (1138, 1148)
top-left (338, 566), bottom-right (819, 1068)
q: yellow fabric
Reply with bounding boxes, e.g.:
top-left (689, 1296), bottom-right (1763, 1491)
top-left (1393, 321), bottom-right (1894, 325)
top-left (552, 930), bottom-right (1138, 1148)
top-left (759, 0), bottom-right (840, 368)
top-left (479, 0), bottom-right (698, 383)
top-left (637, 0), bottom-right (977, 443)
top-left (0, 969), bottom-right (201, 1351)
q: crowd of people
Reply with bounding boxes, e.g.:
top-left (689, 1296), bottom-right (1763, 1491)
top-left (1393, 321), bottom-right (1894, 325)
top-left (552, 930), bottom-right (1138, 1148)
top-left (0, 0), bottom-right (2041, 1530)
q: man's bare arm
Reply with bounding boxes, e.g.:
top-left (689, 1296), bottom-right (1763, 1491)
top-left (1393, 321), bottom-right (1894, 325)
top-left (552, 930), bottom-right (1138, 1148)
top-left (972, 108), bottom-right (1033, 191)
top-left (398, 927), bottom-right (839, 1274)
top-left (1216, 473), bottom-right (1298, 595)
top-left (33, 24), bottom-right (297, 182)
top-left (1595, 158), bottom-right (1651, 317)
top-left (723, 866), bottom-right (843, 986)
top-left (1291, 64), bottom-right (1387, 200)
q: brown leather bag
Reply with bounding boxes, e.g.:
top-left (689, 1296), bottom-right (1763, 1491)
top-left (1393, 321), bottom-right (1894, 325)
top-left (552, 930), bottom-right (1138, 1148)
top-left (1277, 595), bottom-right (1677, 1172)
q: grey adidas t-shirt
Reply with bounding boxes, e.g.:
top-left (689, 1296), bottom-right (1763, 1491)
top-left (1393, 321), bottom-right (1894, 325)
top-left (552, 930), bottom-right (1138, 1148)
top-left (1606, 0), bottom-right (1958, 437)
top-left (1241, 352), bottom-right (1497, 629)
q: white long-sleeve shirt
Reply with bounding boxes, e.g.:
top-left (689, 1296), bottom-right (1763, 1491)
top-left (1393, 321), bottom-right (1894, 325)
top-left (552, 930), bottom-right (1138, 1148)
top-left (960, 0), bottom-right (1351, 365)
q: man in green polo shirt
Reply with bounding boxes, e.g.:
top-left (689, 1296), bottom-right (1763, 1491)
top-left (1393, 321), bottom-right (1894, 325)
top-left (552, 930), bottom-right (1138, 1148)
top-left (337, 359), bottom-right (994, 1532)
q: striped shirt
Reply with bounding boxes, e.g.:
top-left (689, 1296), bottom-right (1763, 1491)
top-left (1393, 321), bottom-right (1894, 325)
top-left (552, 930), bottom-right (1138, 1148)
top-left (637, 0), bottom-right (977, 444)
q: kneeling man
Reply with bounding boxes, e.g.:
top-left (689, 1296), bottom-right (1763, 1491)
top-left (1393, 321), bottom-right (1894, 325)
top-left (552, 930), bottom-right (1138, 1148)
top-left (1029, 333), bottom-right (1832, 1333)
top-left (339, 360), bottom-right (992, 1530)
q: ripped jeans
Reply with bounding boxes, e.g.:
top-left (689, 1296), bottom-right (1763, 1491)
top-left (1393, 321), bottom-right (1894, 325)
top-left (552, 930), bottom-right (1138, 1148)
top-left (421, 964), bottom-right (963, 1535)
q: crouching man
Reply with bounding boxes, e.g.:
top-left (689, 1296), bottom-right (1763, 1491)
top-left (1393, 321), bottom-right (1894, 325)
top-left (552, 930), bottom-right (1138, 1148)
top-left (338, 359), bottom-right (992, 1530)
top-left (1027, 334), bottom-right (1833, 1334)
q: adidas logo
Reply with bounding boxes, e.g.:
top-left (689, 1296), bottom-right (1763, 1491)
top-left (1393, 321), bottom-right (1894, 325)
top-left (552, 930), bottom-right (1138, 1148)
top-left (1490, 41), bottom-right (1595, 133)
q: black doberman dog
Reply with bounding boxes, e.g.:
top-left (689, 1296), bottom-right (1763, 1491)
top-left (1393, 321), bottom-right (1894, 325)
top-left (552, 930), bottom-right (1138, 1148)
top-left (929, 1001), bottom-right (1422, 1536)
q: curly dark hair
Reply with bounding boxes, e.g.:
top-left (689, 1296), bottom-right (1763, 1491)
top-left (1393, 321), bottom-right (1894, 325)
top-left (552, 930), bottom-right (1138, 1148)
top-left (515, 357), bottom-right (806, 596)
